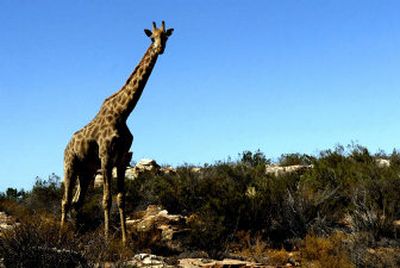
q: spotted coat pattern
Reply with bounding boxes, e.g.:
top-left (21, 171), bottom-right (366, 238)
top-left (60, 22), bottom-right (173, 243)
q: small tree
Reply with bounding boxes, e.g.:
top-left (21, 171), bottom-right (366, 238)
top-left (4, 188), bottom-right (27, 202)
top-left (6, 188), bottom-right (18, 200)
top-left (240, 149), bottom-right (270, 167)
top-left (278, 153), bottom-right (315, 166)
top-left (24, 173), bottom-right (62, 215)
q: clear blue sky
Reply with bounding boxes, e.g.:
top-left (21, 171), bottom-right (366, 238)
top-left (1, 1), bottom-right (399, 191)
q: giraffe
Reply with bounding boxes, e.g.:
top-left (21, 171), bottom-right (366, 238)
top-left (60, 21), bottom-right (174, 243)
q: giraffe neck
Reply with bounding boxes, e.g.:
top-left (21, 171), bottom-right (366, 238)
top-left (102, 44), bottom-right (159, 122)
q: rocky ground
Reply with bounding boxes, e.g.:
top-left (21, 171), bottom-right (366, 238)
top-left (99, 254), bottom-right (276, 268)
top-left (2, 203), bottom-right (399, 267)
top-left (120, 205), bottom-right (300, 267)
top-left (0, 207), bottom-right (300, 267)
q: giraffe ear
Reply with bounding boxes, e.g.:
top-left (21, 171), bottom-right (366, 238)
top-left (165, 28), bottom-right (174, 37)
top-left (144, 29), bottom-right (152, 37)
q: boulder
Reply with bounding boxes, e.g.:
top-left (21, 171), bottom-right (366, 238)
top-left (136, 159), bottom-right (161, 171)
top-left (125, 166), bottom-right (139, 180)
top-left (178, 258), bottom-right (272, 268)
top-left (94, 159), bottom-right (165, 187)
top-left (191, 167), bottom-right (202, 173)
top-left (126, 205), bottom-right (189, 253)
top-left (160, 166), bottom-right (177, 175)
top-left (376, 158), bottom-right (391, 168)
top-left (124, 254), bottom-right (173, 268)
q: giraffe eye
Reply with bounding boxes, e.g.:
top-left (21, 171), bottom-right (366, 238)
top-left (151, 38), bottom-right (155, 42)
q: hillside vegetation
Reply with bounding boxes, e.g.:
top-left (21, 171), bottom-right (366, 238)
top-left (1, 144), bottom-right (400, 267)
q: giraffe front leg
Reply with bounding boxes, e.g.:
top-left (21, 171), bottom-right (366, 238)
top-left (60, 164), bottom-right (77, 237)
top-left (101, 159), bottom-right (113, 241)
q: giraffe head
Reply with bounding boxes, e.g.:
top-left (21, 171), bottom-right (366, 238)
top-left (144, 21), bottom-right (174, 55)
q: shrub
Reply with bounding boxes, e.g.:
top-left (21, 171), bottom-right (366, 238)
top-left (3, 188), bottom-right (27, 202)
top-left (240, 149), bottom-right (271, 167)
top-left (301, 232), bottom-right (354, 268)
top-left (122, 145), bottom-right (400, 255)
top-left (23, 174), bottom-right (63, 216)
top-left (0, 208), bottom-right (136, 266)
top-left (0, 215), bottom-right (87, 267)
top-left (2, 144), bottom-right (400, 263)
top-left (278, 153), bottom-right (315, 166)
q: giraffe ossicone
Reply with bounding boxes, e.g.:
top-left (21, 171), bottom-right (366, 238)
top-left (60, 21), bottom-right (174, 244)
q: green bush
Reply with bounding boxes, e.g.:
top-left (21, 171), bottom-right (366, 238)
top-left (278, 153), bottom-right (315, 166)
top-left (124, 146), bottom-right (400, 254)
top-left (1, 146), bottom-right (399, 259)
top-left (23, 174), bottom-right (63, 216)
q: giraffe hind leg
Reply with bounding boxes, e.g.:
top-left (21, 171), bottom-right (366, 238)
top-left (117, 152), bottom-right (132, 244)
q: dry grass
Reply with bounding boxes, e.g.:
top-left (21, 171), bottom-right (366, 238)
top-left (228, 231), bottom-right (300, 266)
top-left (228, 231), bottom-right (268, 263)
top-left (0, 200), bottom-right (136, 266)
top-left (362, 247), bottom-right (400, 268)
top-left (267, 248), bottom-right (298, 266)
top-left (301, 232), bottom-right (354, 268)
top-left (0, 217), bottom-right (86, 267)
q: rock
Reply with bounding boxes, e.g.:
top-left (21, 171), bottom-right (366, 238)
top-left (124, 254), bottom-right (173, 268)
top-left (94, 166), bottom-right (136, 187)
top-left (376, 158), bottom-right (391, 168)
top-left (130, 160), bottom-right (178, 180)
top-left (0, 211), bottom-right (19, 235)
top-left (178, 258), bottom-right (272, 268)
top-left (265, 164), bottom-right (313, 177)
top-left (191, 167), bottom-right (202, 173)
top-left (160, 166), bottom-right (177, 175)
top-left (126, 205), bottom-right (189, 253)
top-left (126, 159), bottom-right (163, 181)
top-left (125, 166), bottom-right (138, 180)
top-left (95, 159), bottom-right (166, 187)
top-left (94, 168), bottom-right (117, 188)
top-left (119, 255), bottom-right (270, 268)
top-left (136, 159), bottom-right (161, 170)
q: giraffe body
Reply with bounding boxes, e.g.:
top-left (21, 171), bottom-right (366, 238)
top-left (61, 22), bottom-right (173, 243)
